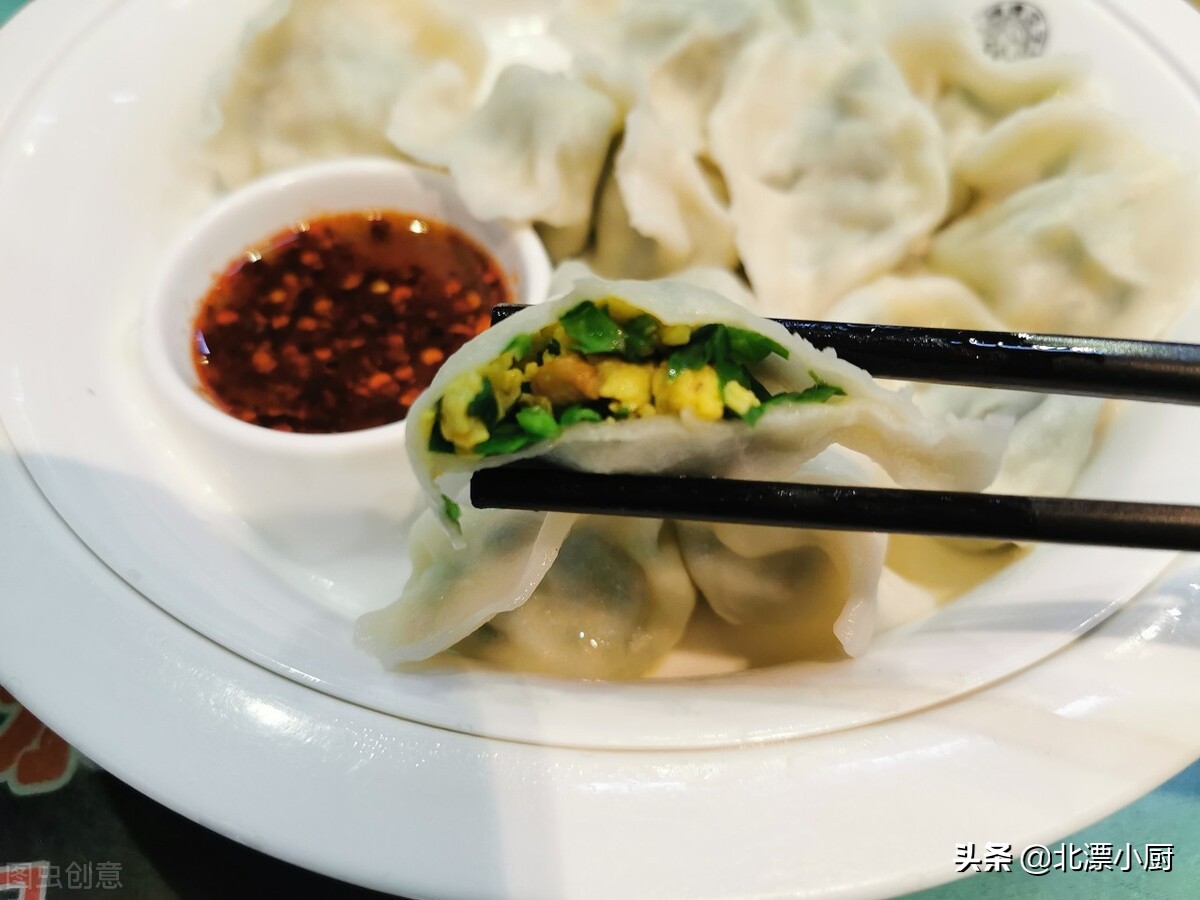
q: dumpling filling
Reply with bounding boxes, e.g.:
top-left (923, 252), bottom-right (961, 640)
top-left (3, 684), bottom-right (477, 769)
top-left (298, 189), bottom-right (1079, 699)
top-left (422, 296), bottom-right (845, 459)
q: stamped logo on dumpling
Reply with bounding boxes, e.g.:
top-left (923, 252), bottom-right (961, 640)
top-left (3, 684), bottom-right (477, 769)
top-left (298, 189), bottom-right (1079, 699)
top-left (977, 2), bottom-right (1049, 61)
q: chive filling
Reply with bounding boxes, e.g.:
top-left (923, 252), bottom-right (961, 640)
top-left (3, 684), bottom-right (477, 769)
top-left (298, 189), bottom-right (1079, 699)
top-left (427, 298), bottom-right (845, 457)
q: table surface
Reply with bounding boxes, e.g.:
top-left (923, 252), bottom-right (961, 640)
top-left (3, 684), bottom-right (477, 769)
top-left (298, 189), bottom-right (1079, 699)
top-left (1, 0), bottom-right (1197, 896)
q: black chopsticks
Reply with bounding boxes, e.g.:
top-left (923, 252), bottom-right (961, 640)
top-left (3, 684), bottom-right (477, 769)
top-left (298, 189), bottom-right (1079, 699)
top-left (472, 466), bottom-right (1200, 551)
top-left (492, 304), bottom-right (1200, 404)
top-left (474, 305), bottom-right (1200, 551)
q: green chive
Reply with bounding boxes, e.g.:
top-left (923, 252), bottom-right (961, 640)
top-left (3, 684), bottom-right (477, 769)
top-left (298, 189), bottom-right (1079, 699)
top-left (503, 334), bottom-right (533, 360)
top-left (727, 327), bottom-right (789, 365)
top-left (441, 494), bottom-right (463, 531)
top-left (428, 400), bottom-right (456, 453)
top-left (474, 422), bottom-right (540, 456)
top-left (516, 406), bottom-right (561, 439)
top-left (560, 301), bottom-right (627, 355)
top-left (623, 315), bottom-right (660, 360)
top-left (743, 378), bottom-right (845, 426)
top-left (560, 405), bottom-right (603, 426)
top-left (467, 378), bottom-right (499, 426)
top-left (666, 340), bottom-right (711, 380)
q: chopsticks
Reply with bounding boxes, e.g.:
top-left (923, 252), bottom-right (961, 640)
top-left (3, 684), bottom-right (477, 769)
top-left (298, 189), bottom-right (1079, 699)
top-left (489, 304), bottom-right (1200, 403)
top-left (472, 466), bottom-right (1200, 551)
top-left (473, 306), bottom-right (1200, 551)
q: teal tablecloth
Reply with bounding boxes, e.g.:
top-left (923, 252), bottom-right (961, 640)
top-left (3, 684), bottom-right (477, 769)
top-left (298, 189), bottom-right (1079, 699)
top-left (910, 762), bottom-right (1200, 898)
top-left (0, 0), bottom-right (1196, 897)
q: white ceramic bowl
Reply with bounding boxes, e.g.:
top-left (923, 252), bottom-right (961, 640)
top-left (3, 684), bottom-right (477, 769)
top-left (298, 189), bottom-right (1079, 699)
top-left (140, 157), bottom-right (550, 558)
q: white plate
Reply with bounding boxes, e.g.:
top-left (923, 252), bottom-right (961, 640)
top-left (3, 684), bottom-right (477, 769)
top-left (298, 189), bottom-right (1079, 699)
top-left (3, 0), bottom-right (1200, 751)
top-left (1, 0), bottom-right (1200, 897)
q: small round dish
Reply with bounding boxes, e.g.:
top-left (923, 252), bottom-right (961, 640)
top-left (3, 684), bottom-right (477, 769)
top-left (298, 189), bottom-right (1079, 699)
top-left (140, 157), bottom-right (550, 554)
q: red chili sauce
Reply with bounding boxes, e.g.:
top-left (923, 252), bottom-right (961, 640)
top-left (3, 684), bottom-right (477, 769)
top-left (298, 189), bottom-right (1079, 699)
top-left (192, 211), bottom-right (510, 433)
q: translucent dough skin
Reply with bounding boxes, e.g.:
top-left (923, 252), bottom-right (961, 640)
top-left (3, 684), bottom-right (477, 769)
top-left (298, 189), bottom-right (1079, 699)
top-left (204, 0), bottom-right (486, 188)
top-left (406, 276), bottom-right (1009, 532)
top-left (354, 277), bottom-right (1010, 674)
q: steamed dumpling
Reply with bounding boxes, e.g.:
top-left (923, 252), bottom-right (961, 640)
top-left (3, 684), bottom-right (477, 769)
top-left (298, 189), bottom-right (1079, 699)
top-left (928, 167), bottom-right (1199, 338)
top-left (924, 96), bottom-right (1200, 338)
top-left (551, 0), bottom-right (779, 137)
top-left (388, 65), bottom-right (621, 231)
top-left (589, 112), bottom-right (737, 278)
top-left (912, 386), bottom-right (1103, 499)
top-left (708, 30), bottom-right (949, 316)
top-left (407, 277), bottom-right (1009, 532)
top-left (829, 274), bottom-right (1104, 499)
top-left (453, 517), bottom-right (697, 678)
top-left (676, 450), bottom-right (887, 659)
top-left (829, 273), bottom-right (1007, 331)
top-left (886, 20), bottom-right (1084, 168)
top-left (555, 0), bottom-right (764, 277)
top-left (357, 277), bottom-right (1009, 673)
top-left (354, 507), bottom-right (576, 666)
top-left (953, 100), bottom-right (1150, 204)
top-left (203, 0), bottom-right (486, 188)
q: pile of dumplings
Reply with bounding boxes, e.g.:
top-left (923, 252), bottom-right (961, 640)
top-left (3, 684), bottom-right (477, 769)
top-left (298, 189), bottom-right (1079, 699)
top-left (204, 0), bottom-right (1200, 677)
top-left (206, 0), bottom-right (1198, 336)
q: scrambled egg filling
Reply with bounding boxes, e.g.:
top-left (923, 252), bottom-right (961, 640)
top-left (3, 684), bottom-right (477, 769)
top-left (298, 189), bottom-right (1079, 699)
top-left (429, 297), bottom-right (843, 456)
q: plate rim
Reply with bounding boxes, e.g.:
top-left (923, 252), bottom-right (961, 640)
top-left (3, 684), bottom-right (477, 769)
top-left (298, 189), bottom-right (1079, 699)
top-left (0, 0), bottom-right (1197, 752)
top-left (1, 2), bottom-right (1200, 899)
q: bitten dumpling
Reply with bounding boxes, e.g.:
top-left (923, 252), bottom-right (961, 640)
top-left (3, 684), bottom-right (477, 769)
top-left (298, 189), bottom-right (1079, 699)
top-left (356, 277), bottom-right (1010, 675)
top-left (406, 276), bottom-right (1007, 529)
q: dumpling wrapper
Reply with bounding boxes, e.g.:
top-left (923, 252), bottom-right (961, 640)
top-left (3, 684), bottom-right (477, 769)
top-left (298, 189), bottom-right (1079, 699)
top-left (388, 65), bottom-right (621, 231)
top-left (360, 276), bottom-right (1010, 671)
top-left (451, 517), bottom-right (697, 678)
top-left (677, 448), bottom-right (887, 659)
top-left (829, 274), bottom-right (1105, 502)
top-left (886, 19), bottom-right (1084, 169)
top-left (708, 30), bottom-right (950, 317)
top-left (202, 0), bottom-right (486, 188)
top-left (588, 106), bottom-right (738, 278)
top-left (407, 276), bottom-right (1010, 531)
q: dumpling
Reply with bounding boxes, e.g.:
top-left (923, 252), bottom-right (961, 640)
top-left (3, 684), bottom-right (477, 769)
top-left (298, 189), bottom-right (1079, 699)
top-left (829, 274), bottom-right (1104, 499)
top-left (453, 517), bottom-right (697, 678)
top-left (355, 507), bottom-right (575, 666)
top-left (913, 386), bottom-right (1103, 499)
top-left (388, 65), bottom-right (621, 231)
top-left (202, 0), bottom-right (486, 188)
top-left (886, 19), bottom-right (1084, 169)
top-left (361, 276), bottom-right (1009, 675)
top-left (829, 273), bottom-right (1008, 331)
top-left (356, 509), bottom-right (695, 679)
top-left (707, 30), bottom-right (950, 317)
top-left (588, 106), bottom-right (738, 278)
top-left (551, 0), bottom-right (779, 136)
top-left (549, 259), bottom-right (756, 310)
top-left (923, 97), bottom-right (1200, 339)
top-left (928, 166), bottom-right (1199, 338)
top-left (676, 449), bottom-right (887, 659)
top-left (953, 100), bottom-right (1150, 204)
top-left (407, 276), bottom-right (1009, 534)
top-left (554, 0), bottom-right (767, 278)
